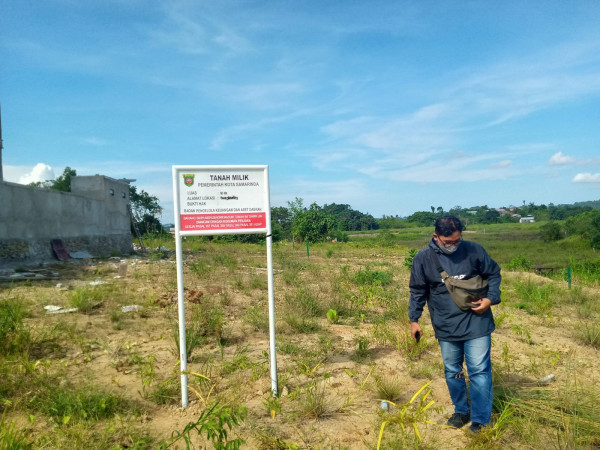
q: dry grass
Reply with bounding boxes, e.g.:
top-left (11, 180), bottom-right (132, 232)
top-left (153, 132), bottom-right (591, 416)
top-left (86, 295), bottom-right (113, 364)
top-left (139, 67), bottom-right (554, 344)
top-left (1, 240), bottom-right (599, 449)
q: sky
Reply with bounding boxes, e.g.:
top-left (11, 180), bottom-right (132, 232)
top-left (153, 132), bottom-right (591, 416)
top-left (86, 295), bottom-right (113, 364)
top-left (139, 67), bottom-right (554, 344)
top-left (2, 1), bottom-right (600, 223)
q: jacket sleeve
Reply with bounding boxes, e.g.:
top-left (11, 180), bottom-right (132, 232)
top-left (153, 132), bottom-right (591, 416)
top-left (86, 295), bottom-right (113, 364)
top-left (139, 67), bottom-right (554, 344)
top-left (478, 247), bottom-right (502, 305)
top-left (408, 250), bottom-right (430, 322)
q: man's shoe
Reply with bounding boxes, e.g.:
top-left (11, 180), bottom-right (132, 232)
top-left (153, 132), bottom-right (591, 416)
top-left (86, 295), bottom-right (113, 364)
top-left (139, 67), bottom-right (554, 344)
top-left (447, 412), bottom-right (470, 428)
top-left (469, 422), bottom-right (484, 434)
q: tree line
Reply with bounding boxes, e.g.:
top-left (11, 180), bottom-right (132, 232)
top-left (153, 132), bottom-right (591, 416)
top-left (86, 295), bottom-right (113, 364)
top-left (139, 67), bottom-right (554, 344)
top-left (30, 169), bottom-right (599, 248)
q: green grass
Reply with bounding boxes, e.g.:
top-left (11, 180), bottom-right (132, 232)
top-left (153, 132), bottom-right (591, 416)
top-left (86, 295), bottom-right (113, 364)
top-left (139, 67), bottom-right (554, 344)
top-left (0, 297), bottom-right (29, 355)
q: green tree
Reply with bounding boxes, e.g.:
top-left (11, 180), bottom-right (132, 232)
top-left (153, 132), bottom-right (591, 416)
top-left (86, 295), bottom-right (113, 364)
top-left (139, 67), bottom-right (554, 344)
top-left (129, 186), bottom-right (163, 234)
top-left (322, 203), bottom-right (378, 231)
top-left (565, 210), bottom-right (600, 248)
top-left (406, 211), bottom-right (438, 227)
top-left (29, 166), bottom-right (77, 192)
top-left (292, 202), bottom-right (339, 243)
top-left (378, 215), bottom-right (406, 229)
top-left (539, 221), bottom-right (562, 242)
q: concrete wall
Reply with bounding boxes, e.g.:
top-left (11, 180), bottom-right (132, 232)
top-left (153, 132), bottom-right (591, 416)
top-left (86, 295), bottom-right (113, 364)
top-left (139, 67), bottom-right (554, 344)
top-left (0, 175), bottom-right (133, 264)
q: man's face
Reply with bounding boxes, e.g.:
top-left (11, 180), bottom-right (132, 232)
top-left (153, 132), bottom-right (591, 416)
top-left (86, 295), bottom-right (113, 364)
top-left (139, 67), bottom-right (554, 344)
top-left (433, 230), bottom-right (462, 248)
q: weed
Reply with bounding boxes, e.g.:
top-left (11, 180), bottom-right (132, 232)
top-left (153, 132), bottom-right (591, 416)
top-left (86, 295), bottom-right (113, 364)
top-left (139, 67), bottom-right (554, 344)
top-left (212, 253), bottom-right (238, 270)
top-left (513, 280), bottom-right (555, 315)
top-left (243, 302), bottom-right (269, 332)
top-left (493, 375), bottom-right (600, 447)
top-left (296, 355), bottom-right (326, 377)
top-left (0, 298), bottom-right (29, 355)
top-left (352, 336), bottom-right (371, 362)
top-left (283, 270), bottom-right (301, 286)
top-left (373, 374), bottom-right (403, 402)
top-left (505, 254), bottom-right (533, 271)
top-left (31, 383), bottom-right (136, 424)
top-left (284, 289), bottom-right (322, 318)
top-left (317, 335), bottom-right (334, 355)
top-left (577, 321), bottom-right (600, 349)
top-left (511, 323), bottom-right (533, 345)
top-left (138, 354), bottom-right (157, 399)
top-left (284, 314), bottom-right (321, 334)
top-left (326, 309), bottom-right (338, 324)
top-left (298, 381), bottom-right (331, 419)
top-left (70, 286), bottom-right (105, 313)
top-left (353, 267), bottom-right (394, 286)
top-left (189, 260), bottom-right (214, 277)
top-left (250, 274), bottom-right (267, 290)
top-left (277, 341), bottom-right (303, 356)
top-left (263, 394), bottom-right (282, 418)
top-left (0, 408), bottom-right (32, 449)
top-left (159, 401), bottom-right (247, 450)
top-left (149, 377), bottom-right (180, 405)
top-left (377, 381), bottom-right (436, 449)
top-left (403, 248), bottom-right (418, 270)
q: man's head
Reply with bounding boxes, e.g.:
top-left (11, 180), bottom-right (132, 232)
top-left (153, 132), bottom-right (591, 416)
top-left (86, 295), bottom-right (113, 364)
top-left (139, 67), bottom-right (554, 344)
top-left (433, 215), bottom-right (465, 254)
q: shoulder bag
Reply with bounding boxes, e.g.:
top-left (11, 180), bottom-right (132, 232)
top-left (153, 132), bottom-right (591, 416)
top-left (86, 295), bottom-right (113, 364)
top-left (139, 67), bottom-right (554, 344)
top-left (429, 249), bottom-right (489, 311)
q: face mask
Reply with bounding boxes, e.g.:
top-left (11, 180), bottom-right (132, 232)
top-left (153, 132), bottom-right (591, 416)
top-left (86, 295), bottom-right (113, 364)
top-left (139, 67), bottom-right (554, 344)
top-left (439, 241), bottom-right (460, 255)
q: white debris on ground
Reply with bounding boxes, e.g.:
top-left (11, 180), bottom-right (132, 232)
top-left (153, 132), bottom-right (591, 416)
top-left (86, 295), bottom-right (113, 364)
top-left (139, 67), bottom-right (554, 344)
top-left (44, 305), bottom-right (78, 314)
top-left (121, 305), bottom-right (143, 313)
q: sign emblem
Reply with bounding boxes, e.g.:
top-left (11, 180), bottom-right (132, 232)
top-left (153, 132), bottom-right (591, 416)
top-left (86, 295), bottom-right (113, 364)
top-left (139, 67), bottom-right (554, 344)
top-left (182, 174), bottom-right (195, 187)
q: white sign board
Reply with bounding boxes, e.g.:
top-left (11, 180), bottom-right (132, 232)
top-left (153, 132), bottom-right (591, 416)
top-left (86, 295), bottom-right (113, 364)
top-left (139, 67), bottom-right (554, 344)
top-left (172, 165), bottom-right (278, 408)
top-left (175, 166), bottom-right (270, 235)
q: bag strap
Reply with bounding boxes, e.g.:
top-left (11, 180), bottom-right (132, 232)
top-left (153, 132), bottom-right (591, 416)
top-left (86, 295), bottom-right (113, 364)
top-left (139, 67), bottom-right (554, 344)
top-left (429, 248), bottom-right (445, 275)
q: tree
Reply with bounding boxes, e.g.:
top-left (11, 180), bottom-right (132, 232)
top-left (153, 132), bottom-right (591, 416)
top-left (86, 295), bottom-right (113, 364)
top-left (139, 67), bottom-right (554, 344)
top-left (539, 221), bottom-right (562, 242)
top-left (29, 166), bottom-right (77, 192)
top-left (378, 215), bottom-right (406, 229)
top-left (321, 203), bottom-right (378, 231)
top-left (292, 202), bottom-right (339, 243)
top-left (271, 206), bottom-right (293, 240)
top-left (129, 186), bottom-right (163, 234)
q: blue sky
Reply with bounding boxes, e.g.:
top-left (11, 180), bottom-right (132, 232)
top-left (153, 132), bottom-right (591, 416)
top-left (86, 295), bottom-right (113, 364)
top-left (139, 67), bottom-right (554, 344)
top-left (2, 1), bottom-right (600, 222)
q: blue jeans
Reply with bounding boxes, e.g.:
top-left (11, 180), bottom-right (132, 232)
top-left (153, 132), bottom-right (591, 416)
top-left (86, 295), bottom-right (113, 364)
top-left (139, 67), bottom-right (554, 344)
top-left (439, 335), bottom-right (493, 425)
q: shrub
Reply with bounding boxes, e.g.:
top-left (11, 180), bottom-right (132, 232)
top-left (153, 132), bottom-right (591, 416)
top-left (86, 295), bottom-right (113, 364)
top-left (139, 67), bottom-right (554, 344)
top-left (353, 268), bottom-right (394, 286)
top-left (539, 221), bottom-right (562, 242)
top-left (505, 254), bottom-right (532, 271)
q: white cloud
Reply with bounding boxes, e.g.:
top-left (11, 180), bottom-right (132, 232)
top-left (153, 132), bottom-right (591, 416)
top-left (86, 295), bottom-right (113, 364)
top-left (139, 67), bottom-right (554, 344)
top-left (21, 163), bottom-right (55, 184)
top-left (549, 152), bottom-right (576, 166)
top-left (4, 163), bottom-right (56, 185)
top-left (573, 173), bottom-right (600, 183)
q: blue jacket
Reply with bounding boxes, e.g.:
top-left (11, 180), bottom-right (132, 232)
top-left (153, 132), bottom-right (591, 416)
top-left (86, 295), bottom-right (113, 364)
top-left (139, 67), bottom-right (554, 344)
top-left (408, 239), bottom-right (501, 341)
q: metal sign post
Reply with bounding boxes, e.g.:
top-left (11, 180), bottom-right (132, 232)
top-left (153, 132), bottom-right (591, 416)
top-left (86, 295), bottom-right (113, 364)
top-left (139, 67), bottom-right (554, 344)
top-left (172, 165), bottom-right (278, 407)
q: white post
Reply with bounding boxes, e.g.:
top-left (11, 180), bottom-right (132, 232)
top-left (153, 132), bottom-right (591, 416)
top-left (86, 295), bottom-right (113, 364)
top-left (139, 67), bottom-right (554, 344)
top-left (172, 167), bottom-right (189, 408)
top-left (266, 234), bottom-right (278, 395)
top-left (263, 167), bottom-right (278, 395)
top-left (174, 233), bottom-right (189, 408)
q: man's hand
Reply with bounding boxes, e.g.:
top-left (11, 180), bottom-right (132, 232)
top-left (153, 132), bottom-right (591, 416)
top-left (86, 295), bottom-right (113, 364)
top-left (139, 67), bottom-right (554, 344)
top-left (471, 298), bottom-right (492, 314)
top-left (410, 321), bottom-right (422, 341)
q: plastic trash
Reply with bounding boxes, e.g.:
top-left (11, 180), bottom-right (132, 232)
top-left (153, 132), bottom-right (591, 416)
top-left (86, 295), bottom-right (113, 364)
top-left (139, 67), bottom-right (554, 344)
top-left (380, 401), bottom-right (389, 411)
top-left (121, 305), bottom-right (143, 313)
top-left (538, 374), bottom-right (555, 385)
top-left (44, 305), bottom-right (78, 314)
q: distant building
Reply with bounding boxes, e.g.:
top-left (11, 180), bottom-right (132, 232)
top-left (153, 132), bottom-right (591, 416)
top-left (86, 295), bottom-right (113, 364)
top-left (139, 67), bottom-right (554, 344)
top-left (519, 216), bottom-right (535, 223)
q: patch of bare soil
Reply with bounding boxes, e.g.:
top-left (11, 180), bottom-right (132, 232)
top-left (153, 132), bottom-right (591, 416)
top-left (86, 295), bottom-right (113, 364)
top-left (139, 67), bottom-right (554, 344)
top-left (2, 249), bottom-right (599, 449)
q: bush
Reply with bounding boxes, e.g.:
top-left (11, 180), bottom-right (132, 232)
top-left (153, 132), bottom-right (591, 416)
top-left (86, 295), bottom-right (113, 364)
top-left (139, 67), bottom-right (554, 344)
top-left (505, 254), bottom-right (532, 271)
top-left (539, 221), bottom-right (562, 242)
top-left (353, 268), bottom-right (394, 286)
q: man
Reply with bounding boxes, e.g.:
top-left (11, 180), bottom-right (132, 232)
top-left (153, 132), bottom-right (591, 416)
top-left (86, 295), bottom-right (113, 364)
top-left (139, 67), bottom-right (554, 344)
top-left (408, 215), bottom-right (501, 433)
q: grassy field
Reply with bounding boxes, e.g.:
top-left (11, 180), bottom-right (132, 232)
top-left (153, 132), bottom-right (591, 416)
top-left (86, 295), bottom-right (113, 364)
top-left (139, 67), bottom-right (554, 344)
top-left (1, 223), bottom-right (599, 449)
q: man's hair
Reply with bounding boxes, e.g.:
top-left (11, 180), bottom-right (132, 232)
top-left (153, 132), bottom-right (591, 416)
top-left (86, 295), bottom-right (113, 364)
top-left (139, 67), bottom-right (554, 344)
top-left (434, 214), bottom-right (465, 237)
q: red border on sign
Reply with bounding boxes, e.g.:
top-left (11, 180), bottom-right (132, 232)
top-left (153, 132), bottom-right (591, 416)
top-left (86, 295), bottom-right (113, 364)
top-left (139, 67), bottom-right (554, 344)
top-left (180, 212), bottom-right (267, 231)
